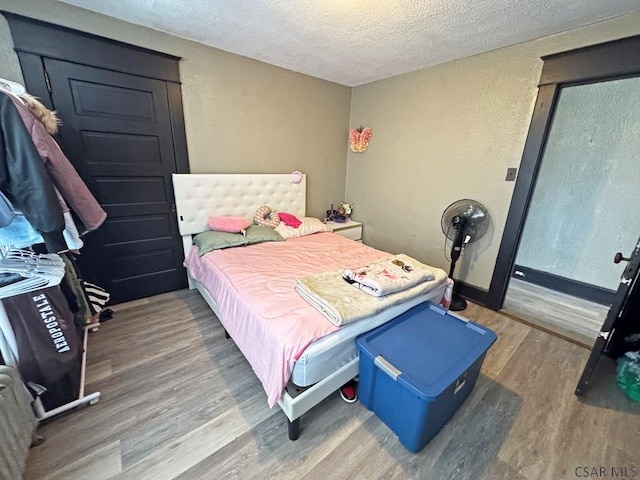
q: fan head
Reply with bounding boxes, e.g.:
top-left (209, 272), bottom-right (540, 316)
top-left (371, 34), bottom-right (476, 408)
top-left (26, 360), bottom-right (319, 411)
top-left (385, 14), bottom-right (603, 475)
top-left (441, 199), bottom-right (489, 243)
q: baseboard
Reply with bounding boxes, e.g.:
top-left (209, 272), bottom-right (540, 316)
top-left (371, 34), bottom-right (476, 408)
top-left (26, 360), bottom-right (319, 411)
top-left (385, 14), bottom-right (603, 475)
top-left (512, 264), bottom-right (615, 306)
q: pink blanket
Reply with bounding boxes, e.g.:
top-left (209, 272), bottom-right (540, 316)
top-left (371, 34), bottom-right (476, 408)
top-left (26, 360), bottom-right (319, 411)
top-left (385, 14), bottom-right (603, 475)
top-left (184, 233), bottom-right (445, 406)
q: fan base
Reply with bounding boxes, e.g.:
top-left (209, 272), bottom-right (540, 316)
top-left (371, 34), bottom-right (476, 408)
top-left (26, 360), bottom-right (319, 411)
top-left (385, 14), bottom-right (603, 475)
top-left (449, 293), bottom-right (468, 312)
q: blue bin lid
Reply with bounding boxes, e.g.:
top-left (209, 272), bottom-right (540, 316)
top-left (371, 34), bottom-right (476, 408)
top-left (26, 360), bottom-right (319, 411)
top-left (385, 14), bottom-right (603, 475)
top-left (356, 302), bottom-right (497, 399)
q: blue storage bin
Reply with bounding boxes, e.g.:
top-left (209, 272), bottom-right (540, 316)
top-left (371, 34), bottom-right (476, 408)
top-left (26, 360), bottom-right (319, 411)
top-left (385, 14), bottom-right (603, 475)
top-left (356, 301), bottom-right (497, 453)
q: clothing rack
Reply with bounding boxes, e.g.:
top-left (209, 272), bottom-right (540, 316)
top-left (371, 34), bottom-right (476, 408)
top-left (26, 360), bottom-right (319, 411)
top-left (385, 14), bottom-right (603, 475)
top-left (0, 269), bottom-right (101, 421)
top-left (0, 81), bottom-right (108, 422)
top-left (31, 324), bottom-right (100, 420)
top-left (1, 325), bottom-right (101, 420)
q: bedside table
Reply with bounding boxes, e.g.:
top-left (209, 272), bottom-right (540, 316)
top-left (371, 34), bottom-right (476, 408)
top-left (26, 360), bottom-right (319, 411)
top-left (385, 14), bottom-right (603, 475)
top-left (326, 219), bottom-right (363, 242)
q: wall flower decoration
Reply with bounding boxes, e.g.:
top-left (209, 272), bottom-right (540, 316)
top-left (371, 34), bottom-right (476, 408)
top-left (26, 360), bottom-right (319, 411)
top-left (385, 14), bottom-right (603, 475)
top-left (349, 126), bottom-right (372, 153)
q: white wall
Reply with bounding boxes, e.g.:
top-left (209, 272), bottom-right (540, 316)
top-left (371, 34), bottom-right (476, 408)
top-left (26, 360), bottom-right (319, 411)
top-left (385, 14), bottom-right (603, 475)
top-left (516, 77), bottom-right (640, 289)
top-left (348, 12), bottom-right (640, 290)
top-left (0, 0), bottom-right (352, 219)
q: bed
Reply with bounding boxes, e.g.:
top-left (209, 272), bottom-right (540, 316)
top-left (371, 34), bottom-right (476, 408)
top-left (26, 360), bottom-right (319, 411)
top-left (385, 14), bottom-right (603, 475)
top-left (173, 173), bottom-right (451, 440)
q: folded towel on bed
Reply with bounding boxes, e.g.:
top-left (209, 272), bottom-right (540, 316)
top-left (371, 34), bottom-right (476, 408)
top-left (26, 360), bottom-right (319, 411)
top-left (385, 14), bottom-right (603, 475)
top-left (342, 254), bottom-right (435, 297)
top-left (296, 257), bottom-right (447, 326)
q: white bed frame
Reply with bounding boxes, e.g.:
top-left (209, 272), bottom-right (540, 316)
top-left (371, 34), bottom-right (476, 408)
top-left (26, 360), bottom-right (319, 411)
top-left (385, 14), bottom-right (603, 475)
top-left (172, 173), bottom-right (359, 440)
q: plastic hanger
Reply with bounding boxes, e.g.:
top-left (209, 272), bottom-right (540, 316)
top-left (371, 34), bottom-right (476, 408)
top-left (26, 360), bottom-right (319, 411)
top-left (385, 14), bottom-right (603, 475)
top-left (0, 79), bottom-right (26, 105)
top-left (0, 78), bottom-right (26, 96)
top-left (0, 246), bottom-right (65, 299)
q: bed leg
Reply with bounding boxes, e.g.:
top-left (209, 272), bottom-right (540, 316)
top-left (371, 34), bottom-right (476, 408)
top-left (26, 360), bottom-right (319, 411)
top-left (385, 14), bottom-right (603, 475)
top-left (288, 417), bottom-right (300, 441)
top-left (224, 329), bottom-right (230, 339)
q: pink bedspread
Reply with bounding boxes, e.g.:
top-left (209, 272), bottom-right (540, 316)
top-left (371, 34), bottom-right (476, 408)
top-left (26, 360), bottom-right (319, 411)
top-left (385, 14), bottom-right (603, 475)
top-left (185, 232), bottom-right (443, 406)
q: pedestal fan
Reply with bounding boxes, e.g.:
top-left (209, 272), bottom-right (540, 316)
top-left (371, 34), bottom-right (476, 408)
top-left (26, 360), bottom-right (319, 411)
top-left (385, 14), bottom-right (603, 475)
top-left (441, 199), bottom-right (490, 311)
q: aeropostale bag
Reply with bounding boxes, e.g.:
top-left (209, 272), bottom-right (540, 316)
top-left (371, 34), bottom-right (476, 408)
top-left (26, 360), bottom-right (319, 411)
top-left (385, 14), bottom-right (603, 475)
top-left (2, 285), bottom-right (82, 410)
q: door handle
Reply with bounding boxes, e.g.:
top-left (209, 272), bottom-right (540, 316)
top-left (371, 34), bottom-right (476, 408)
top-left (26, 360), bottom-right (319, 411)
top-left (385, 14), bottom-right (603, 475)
top-left (614, 252), bottom-right (630, 264)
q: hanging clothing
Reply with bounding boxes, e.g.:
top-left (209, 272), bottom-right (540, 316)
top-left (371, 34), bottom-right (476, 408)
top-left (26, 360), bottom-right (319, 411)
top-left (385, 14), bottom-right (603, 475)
top-left (83, 281), bottom-right (110, 316)
top-left (0, 211), bottom-right (84, 251)
top-left (59, 253), bottom-right (110, 326)
top-left (1, 285), bottom-right (82, 411)
top-left (6, 94), bottom-right (106, 233)
top-left (0, 93), bottom-right (66, 253)
top-left (0, 83), bottom-right (104, 417)
top-left (59, 253), bottom-right (92, 328)
top-left (0, 191), bottom-right (15, 227)
top-left (0, 215), bottom-right (42, 250)
top-left (21, 93), bottom-right (59, 136)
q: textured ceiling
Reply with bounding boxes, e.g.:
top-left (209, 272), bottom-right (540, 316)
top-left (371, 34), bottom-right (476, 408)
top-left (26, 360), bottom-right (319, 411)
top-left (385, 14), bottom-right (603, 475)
top-left (55, 0), bottom-right (640, 86)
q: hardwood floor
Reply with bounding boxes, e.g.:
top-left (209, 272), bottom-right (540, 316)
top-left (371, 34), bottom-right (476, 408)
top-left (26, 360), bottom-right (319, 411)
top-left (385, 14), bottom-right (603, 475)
top-left (502, 278), bottom-right (609, 347)
top-left (23, 289), bottom-right (640, 480)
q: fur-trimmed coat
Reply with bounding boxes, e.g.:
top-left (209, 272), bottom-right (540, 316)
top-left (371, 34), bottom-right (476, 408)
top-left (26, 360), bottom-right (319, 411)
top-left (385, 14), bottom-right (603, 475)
top-left (7, 93), bottom-right (106, 234)
top-left (0, 92), bottom-right (66, 252)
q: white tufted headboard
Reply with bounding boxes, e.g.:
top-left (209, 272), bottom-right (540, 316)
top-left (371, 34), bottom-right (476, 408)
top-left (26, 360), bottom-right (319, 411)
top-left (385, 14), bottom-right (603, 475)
top-left (172, 173), bottom-right (307, 237)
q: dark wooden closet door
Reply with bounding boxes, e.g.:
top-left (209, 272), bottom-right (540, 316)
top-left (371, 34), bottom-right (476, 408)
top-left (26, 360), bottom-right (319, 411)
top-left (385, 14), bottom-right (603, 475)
top-left (44, 58), bottom-right (187, 304)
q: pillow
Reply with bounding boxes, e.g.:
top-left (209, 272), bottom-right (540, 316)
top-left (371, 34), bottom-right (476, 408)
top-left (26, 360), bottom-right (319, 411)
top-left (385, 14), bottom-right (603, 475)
top-left (254, 205), bottom-right (280, 228)
top-left (278, 212), bottom-right (302, 228)
top-left (193, 230), bottom-right (247, 255)
top-left (275, 217), bottom-right (331, 240)
top-left (245, 225), bottom-right (284, 244)
top-left (208, 215), bottom-right (251, 233)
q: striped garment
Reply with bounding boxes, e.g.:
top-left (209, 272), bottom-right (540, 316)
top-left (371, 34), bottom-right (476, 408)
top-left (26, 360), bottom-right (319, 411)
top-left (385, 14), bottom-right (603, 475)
top-left (82, 281), bottom-right (110, 315)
